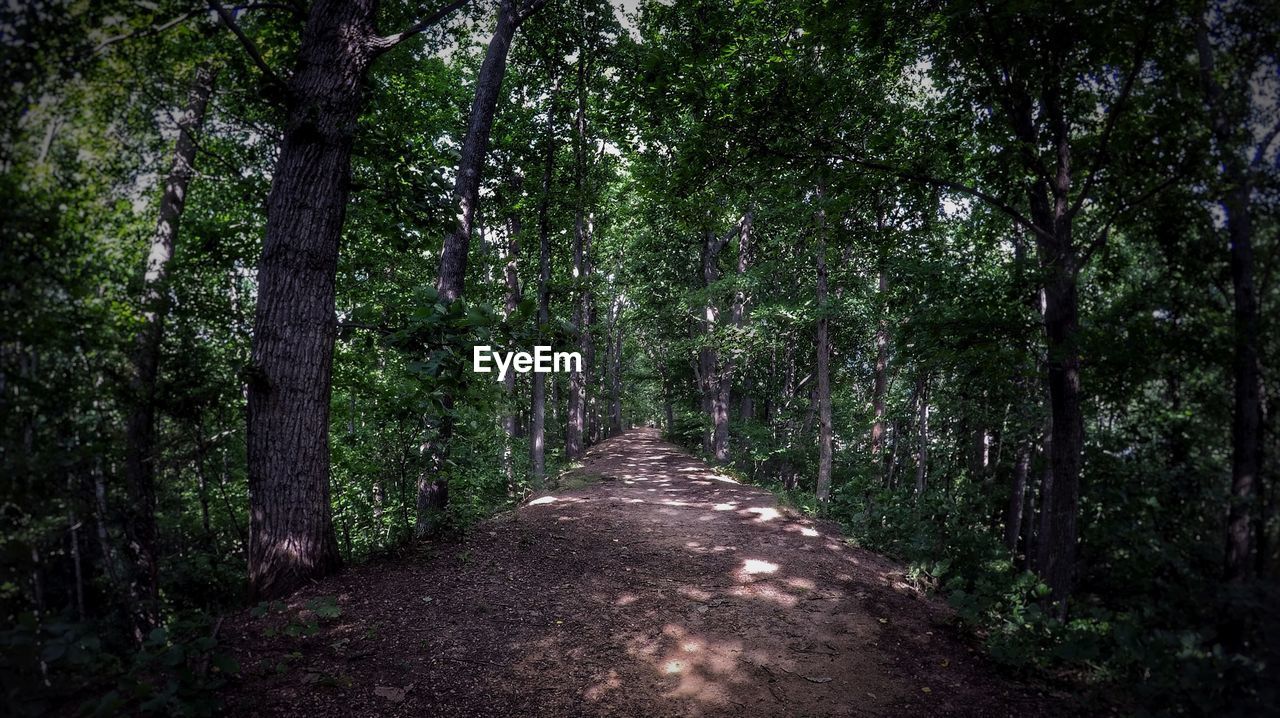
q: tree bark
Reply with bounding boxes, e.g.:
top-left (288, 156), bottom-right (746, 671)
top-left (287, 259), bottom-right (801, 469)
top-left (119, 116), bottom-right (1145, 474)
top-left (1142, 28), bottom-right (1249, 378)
top-left (247, 0), bottom-right (384, 599)
top-left (886, 418), bottom-right (900, 490)
top-left (435, 0), bottom-right (523, 303)
top-left (585, 261), bottom-right (598, 443)
top-left (123, 62), bottom-right (214, 626)
top-left (814, 197), bottom-right (832, 505)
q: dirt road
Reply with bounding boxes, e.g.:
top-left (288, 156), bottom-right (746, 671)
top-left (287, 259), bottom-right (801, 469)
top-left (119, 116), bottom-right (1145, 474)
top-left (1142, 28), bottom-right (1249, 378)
top-left (225, 429), bottom-right (1061, 717)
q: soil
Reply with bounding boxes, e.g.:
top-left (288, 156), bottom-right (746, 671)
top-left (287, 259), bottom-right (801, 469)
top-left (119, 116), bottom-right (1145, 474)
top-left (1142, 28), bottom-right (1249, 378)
top-left (222, 428), bottom-right (1071, 717)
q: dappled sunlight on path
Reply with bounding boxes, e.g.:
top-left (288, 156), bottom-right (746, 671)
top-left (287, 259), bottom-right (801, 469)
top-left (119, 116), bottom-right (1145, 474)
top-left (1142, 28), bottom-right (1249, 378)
top-left (226, 429), bottom-right (1060, 718)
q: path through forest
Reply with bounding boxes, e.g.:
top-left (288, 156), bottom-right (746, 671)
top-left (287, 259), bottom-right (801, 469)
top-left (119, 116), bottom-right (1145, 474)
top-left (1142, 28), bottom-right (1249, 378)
top-left (225, 429), bottom-right (1063, 717)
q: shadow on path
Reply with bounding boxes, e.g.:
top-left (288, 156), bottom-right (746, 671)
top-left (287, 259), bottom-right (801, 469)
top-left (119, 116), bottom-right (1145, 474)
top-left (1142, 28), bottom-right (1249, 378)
top-left (225, 429), bottom-right (1064, 717)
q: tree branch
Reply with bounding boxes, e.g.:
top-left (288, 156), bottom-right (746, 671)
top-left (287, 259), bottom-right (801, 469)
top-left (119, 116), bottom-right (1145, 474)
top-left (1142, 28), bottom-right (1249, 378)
top-left (835, 155), bottom-right (1053, 242)
top-left (1078, 171), bottom-right (1184, 268)
top-left (208, 0), bottom-right (284, 87)
top-left (708, 216), bottom-right (744, 257)
top-left (1252, 115), bottom-right (1280, 169)
top-left (370, 0), bottom-right (471, 55)
top-left (516, 0), bottom-right (552, 25)
top-left (92, 8), bottom-right (203, 55)
top-left (1068, 20), bottom-right (1151, 219)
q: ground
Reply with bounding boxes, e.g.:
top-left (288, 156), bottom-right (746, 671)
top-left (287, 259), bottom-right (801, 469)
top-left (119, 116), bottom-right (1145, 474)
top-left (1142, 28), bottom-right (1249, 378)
top-left (223, 429), bottom-right (1070, 717)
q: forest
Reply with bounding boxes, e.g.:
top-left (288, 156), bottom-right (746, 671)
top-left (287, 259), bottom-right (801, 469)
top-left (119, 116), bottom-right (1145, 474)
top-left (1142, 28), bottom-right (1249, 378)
top-left (1, 0), bottom-right (1278, 715)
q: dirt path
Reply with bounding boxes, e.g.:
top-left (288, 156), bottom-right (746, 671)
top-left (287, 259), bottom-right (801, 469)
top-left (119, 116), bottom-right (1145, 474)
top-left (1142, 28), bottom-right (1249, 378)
top-left (224, 429), bottom-right (1063, 717)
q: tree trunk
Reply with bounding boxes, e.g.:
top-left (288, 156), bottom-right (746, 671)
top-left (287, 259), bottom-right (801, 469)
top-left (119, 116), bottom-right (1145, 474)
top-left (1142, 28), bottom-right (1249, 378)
top-left (584, 265), bottom-right (598, 443)
top-left (239, 0), bottom-right (475, 575)
top-left (529, 76), bottom-right (559, 485)
top-left (732, 211), bottom-right (754, 421)
top-left (1195, 10), bottom-right (1261, 591)
top-left (713, 368), bottom-right (730, 461)
top-left (886, 418), bottom-right (901, 490)
top-left (67, 475), bottom-right (84, 620)
top-left (1011, 77), bottom-right (1083, 613)
top-left (123, 62), bottom-right (214, 626)
top-left (871, 267), bottom-right (889, 483)
top-left (915, 375), bottom-right (929, 499)
top-left (435, 0), bottom-right (523, 304)
top-left (1033, 247), bottom-right (1083, 610)
top-left (607, 295), bottom-right (624, 436)
top-left (814, 198), bottom-right (832, 505)
top-left (1005, 439), bottom-right (1031, 552)
top-left (502, 188), bottom-right (522, 489)
top-left (418, 0), bottom-right (532, 533)
top-left (566, 213), bottom-right (592, 457)
top-left (566, 50), bottom-right (590, 460)
top-left (247, 0), bottom-right (384, 598)
top-left (700, 224), bottom-right (732, 462)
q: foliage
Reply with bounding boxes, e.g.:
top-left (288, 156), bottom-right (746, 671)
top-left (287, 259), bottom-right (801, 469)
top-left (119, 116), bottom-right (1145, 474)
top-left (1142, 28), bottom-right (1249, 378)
top-left (1, 0), bottom-right (1277, 715)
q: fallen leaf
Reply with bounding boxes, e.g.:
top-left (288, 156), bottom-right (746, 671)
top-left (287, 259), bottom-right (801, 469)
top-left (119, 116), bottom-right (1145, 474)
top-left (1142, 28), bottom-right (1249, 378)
top-left (921, 686), bottom-right (932, 694)
top-left (803, 676), bottom-right (833, 684)
top-left (374, 686), bottom-right (405, 702)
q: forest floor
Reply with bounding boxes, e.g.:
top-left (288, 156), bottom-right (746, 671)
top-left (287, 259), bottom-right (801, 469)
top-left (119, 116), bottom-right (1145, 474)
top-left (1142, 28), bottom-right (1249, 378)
top-left (222, 428), bottom-right (1071, 717)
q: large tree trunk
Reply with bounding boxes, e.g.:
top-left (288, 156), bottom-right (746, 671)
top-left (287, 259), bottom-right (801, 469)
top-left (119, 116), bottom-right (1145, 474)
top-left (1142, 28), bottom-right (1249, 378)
top-left (1195, 11), bottom-right (1261, 591)
top-left (123, 63), bottom-right (214, 632)
top-left (418, 0), bottom-right (535, 533)
top-left (1001, 73), bottom-right (1084, 613)
top-left (1195, 13), bottom-right (1264, 652)
top-left (814, 199), bottom-right (832, 505)
top-left (247, 0), bottom-right (394, 598)
top-left (1031, 222), bottom-right (1083, 611)
top-left (247, 0), bottom-right (384, 599)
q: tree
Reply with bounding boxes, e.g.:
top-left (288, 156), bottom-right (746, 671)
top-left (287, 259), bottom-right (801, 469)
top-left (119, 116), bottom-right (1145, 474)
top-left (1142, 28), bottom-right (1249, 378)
top-left (1192, 0), bottom-right (1278, 643)
top-left (814, 186), bottom-right (833, 505)
top-left (123, 62), bottom-right (215, 636)
top-left (246, 0), bottom-right (468, 598)
top-left (418, 0), bottom-right (550, 534)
